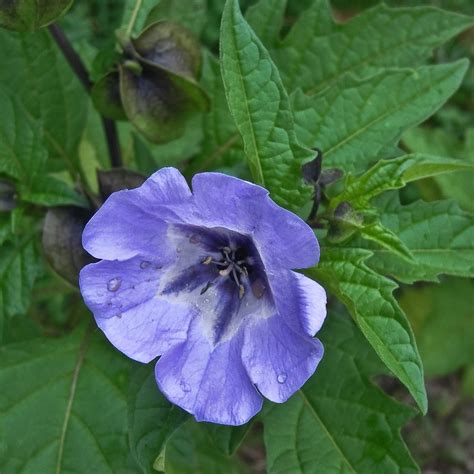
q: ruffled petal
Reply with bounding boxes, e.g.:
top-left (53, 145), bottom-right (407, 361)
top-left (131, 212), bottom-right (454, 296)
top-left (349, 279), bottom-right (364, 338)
top-left (265, 269), bottom-right (327, 337)
top-left (83, 168), bottom-right (192, 260)
top-left (242, 315), bottom-right (324, 403)
top-left (155, 320), bottom-right (262, 425)
top-left (79, 257), bottom-right (195, 363)
top-left (191, 173), bottom-right (318, 270)
top-left (97, 297), bottom-right (194, 363)
top-left (80, 257), bottom-right (163, 319)
top-left (291, 271), bottom-right (327, 336)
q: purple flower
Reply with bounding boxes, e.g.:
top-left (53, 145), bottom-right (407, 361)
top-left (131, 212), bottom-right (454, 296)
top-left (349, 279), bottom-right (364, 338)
top-left (79, 168), bottom-right (327, 425)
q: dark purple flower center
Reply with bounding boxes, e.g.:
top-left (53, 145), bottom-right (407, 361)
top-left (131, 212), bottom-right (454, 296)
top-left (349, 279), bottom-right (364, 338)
top-left (159, 225), bottom-right (273, 343)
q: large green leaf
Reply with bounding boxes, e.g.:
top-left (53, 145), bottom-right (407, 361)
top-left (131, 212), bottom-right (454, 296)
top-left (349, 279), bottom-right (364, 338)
top-left (308, 248), bottom-right (427, 413)
top-left (220, 0), bottom-right (313, 212)
top-left (291, 60), bottom-right (469, 173)
top-left (332, 153), bottom-right (474, 209)
top-left (0, 325), bottom-right (140, 473)
top-left (0, 29), bottom-right (88, 176)
top-left (364, 195), bottom-right (474, 283)
top-left (0, 87), bottom-right (86, 207)
top-left (245, 0), bottom-right (288, 48)
top-left (128, 364), bottom-right (188, 474)
top-left (271, 2), bottom-right (474, 94)
top-left (264, 313), bottom-right (418, 474)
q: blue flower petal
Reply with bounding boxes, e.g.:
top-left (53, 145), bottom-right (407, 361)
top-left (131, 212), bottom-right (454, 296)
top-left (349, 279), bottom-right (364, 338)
top-left (242, 315), bottom-right (324, 403)
top-left (155, 320), bottom-right (263, 425)
top-left (191, 172), bottom-right (319, 270)
top-left (82, 168), bottom-right (193, 261)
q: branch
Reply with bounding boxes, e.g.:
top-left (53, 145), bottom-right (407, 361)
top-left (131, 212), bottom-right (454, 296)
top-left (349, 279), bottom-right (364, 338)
top-left (48, 24), bottom-right (122, 168)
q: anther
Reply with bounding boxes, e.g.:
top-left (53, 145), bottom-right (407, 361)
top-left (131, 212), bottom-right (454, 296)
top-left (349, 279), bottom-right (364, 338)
top-left (202, 256), bottom-right (213, 265)
top-left (219, 265), bottom-right (233, 277)
top-left (238, 284), bottom-right (245, 299)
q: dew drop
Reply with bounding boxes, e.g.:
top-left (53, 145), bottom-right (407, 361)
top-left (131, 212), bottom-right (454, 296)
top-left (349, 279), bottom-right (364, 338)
top-left (140, 260), bottom-right (151, 269)
top-left (180, 381), bottom-right (191, 393)
top-left (107, 277), bottom-right (122, 292)
top-left (189, 234), bottom-right (200, 244)
top-left (277, 373), bottom-right (287, 384)
top-left (116, 313), bottom-right (123, 319)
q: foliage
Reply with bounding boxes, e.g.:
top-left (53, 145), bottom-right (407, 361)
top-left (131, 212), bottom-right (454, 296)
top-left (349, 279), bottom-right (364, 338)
top-left (0, 0), bottom-right (473, 472)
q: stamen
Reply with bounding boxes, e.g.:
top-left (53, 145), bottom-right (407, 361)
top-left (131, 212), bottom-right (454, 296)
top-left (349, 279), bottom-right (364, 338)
top-left (219, 265), bottom-right (234, 277)
top-left (202, 256), bottom-right (213, 265)
top-left (238, 284), bottom-right (245, 299)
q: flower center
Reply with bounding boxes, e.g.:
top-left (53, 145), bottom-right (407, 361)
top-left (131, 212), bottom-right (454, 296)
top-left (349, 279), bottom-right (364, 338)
top-left (201, 246), bottom-right (254, 299)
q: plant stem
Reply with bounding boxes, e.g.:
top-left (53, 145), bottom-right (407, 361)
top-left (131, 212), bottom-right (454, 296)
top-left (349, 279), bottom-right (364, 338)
top-left (48, 24), bottom-right (122, 169)
top-left (126, 0), bottom-right (143, 37)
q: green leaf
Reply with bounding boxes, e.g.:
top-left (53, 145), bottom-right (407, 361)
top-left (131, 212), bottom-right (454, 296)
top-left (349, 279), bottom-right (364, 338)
top-left (203, 423), bottom-right (251, 456)
top-left (365, 195), bottom-right (474, 283)
top-left (358, 221), bottom-right (414, 262)
top-left (403, 126), bottom-right (474, 212)
top-left (165, 421), bottom-right (247, 474)
top-left (0, 325), bottom-right (140, 473)
top-left (128, 364), bottom-right (188, 474)
top-left (308, 248), bottom-right (427, 413)
top-left (400, 278), bottom-right (474, 377)
top-left (22, 176), bottom-right (88, 208)
top-left (272, 3), bottom-right (474, 94)
top-left (0, 29), bottom-right (88, 176)
top-left (245, 0), bottom-right (287, 48)
top-left (0, 87), bottom-right (86, 207)
top-left (291, 60), bottom-right (469, 173)
top-left (0, 0), bottom-right (72, 32)
top-left (0, 87), bottom-right (46, 182)
top-left (333, 153), bottom-right (474, 209)
top-left (220, 0), bottom-right (313, 213)
top-left (0, 233), bottom-right (40, 335)
top-left (264, 313), bottom-right (418, 474)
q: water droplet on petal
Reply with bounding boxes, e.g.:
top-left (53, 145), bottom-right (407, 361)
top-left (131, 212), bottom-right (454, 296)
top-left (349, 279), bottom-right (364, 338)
top-left (180, 381), bottom-right (191, 393)
top-left (189, 234), bottom-right (200, 244)
top-left (116, 313), bottom-right (123, 319)
top-left (140, 260), bottom-right (151, 269)
top-left (107, 277), bottom-right (122, 292)
top-left (277, 373), bottom-right (287, 384)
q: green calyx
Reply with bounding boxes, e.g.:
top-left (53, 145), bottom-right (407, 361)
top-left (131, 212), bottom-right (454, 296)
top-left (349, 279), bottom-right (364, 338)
top-left (92, 20), bottom-right (208, 144)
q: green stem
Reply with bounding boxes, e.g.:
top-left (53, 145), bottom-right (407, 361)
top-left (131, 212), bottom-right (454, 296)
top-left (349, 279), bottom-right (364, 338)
top-left (126, 0), bottom-right (143, 37)
top-left (48, 24), bottom-right (123, 170)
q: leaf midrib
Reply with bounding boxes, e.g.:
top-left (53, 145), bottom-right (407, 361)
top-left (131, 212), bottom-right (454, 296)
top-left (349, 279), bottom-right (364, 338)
top-left (55, 324), bottom-right (93, 474)
top-left (226, 3), bottom-right (266, 186)
top-left (297, 390), bottom-right (358, 473)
